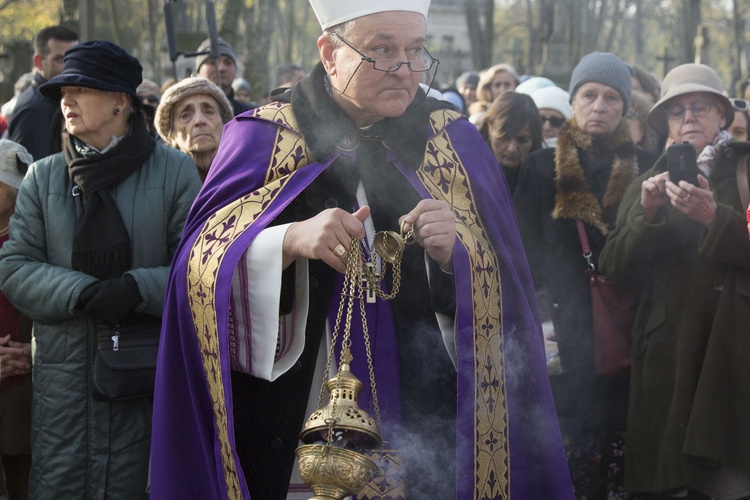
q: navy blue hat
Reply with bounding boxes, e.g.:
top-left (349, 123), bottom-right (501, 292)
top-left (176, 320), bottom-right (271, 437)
top-left (39, 40), bottom-right (142, 101)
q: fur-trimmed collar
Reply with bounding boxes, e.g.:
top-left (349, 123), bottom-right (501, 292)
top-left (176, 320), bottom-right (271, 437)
top-left (552, 119), bottom-right (638, 235)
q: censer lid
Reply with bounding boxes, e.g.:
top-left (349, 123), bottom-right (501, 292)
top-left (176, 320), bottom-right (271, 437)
top-left (299, 362), bottom-right (382, 452)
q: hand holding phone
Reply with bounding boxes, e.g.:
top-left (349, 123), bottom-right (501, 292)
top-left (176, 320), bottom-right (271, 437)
top-left (666, 142), bottom-right (700, 187)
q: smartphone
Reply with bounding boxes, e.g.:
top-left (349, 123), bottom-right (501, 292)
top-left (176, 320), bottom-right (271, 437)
top-left (666, 142), bottom-right (700, 187)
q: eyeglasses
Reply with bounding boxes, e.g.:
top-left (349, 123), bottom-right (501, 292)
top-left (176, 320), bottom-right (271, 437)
top-left (330, 32), bottom-right (438, 73)
top-left (730, 98), bottom-right (749, 112)
top-left (540, 115), bottom-right (565, 128)
top-left (665, 100), bottom-right (715, 121)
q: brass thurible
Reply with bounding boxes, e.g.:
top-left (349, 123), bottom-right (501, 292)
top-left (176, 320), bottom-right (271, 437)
top-left (295, 226), bottom-right (411, 500)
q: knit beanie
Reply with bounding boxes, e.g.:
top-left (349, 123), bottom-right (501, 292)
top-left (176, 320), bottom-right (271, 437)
top-left (154, 77), bottom-right (233, 146)
top-left (194, 37), bottom-right (237, 73)
top-left (232, 78), bottom-right (252, 95)
top-left (455, 71), bottom-right (479, 88)
top-left (531, 86), bottom-right (573, 119)
top-left (516, 76), bottom-right (555, 95)
top-left (568, 52), bottom-right (632, 115)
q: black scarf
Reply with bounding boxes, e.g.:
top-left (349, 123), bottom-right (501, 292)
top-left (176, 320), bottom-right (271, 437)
top-left (67, 116), bottom-right (156, 280)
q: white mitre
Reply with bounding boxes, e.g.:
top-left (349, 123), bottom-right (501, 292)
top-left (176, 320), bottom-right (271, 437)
top-left (309, 0), bottom-right (431, 30)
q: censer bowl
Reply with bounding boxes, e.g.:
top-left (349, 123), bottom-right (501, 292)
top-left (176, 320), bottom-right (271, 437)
top-left (296, 444), bottom-right (378, 500)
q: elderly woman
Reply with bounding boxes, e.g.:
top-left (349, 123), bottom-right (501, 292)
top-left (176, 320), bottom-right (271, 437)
top-left (155, 77), bottom-right (233, 182)
top-left (479, 91), bottom-right (542, 194)
top-left (600, 64), bottom-right (750, 499)
top-left (0, 41), bottom-right (201, 499)
top-left (514, 52), bottom-right (657, 497)
top-left (468, 63), bottom-right (519, 125)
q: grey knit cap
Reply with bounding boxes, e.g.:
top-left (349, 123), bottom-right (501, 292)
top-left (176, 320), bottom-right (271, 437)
top-left (194, 37), bottom-right (237, 73)
top-left (154, 77), bottom-right (233, 147)
top-left (568, 52), bottom-right (632, 115)
top-left (456, 71), bottom-right (479, 88)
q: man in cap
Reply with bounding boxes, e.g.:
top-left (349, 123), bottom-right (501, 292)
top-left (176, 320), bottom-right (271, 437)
top-left (150, 1), bottom-right (574, 499)
top-left (8, 25), bottom-right (78, 163)
top-left (155, 77), bottom-right (233, 182)
top-left (194, 37), bottom-right (255, 116)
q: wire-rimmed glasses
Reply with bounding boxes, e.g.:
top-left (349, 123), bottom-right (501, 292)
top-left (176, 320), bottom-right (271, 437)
top-left (665, 100), bottom-right (715, 121)
top-left (330, 32), bottom-right (438, 73)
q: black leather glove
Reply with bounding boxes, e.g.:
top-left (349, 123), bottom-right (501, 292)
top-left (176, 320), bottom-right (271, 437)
top-left (83, 275), bottom-right (143, 326)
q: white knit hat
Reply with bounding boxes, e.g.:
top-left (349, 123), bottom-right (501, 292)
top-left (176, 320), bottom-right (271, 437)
top-left (0, 139), bottom-right (31, 189)
top-left (531, 86), bottom-right (573, 119)
top-left (309, 0), bottom-right (431, 30)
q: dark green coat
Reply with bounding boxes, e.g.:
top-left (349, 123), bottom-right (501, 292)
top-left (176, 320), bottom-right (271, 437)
top-left (0, 144), bottom-right (201, 499)
top-left (599, 141), bottom-right (750, 492)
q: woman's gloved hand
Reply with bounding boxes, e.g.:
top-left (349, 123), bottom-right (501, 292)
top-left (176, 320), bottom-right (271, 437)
top-left (82, 275), bottom-right (143, 326)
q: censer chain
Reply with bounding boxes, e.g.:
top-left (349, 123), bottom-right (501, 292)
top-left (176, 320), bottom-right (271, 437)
top-left (319, 228), bottom-right (411, 448)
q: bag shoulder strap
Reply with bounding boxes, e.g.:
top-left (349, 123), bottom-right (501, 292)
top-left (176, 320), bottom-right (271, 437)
top-left (576, 219), bottom-right (595, 272)
top-left (737, 154), bottom-right (750, 213)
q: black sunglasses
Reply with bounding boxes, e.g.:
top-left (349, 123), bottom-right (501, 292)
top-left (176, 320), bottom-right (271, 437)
top-left (540, 115), bottom-right (565, 128)
top-left (730, 98), bottom-right (749, 112)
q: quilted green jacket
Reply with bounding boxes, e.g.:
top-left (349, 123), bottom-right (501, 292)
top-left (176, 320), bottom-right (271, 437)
top-left (0, 143), bottom-right (201, 499)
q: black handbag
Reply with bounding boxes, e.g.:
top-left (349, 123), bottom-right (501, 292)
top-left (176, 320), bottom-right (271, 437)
top-left (92, 314), bottom-right (161, 401)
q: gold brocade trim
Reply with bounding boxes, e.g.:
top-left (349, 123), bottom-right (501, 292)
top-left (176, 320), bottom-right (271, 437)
top-left (186, 117), bottom-right (309, 499)
top-left (359, 448), bottom-right (407, 499)
top-left (250, 102), bottom-right (311, 185)
top-left (249, 101), bottom-right (300, 130)
top-left (421, 110), bottom-right (509, 499)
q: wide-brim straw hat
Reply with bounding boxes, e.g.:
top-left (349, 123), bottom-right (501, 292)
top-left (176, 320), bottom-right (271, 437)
top-left (648, 63), bottom-right (734, 135)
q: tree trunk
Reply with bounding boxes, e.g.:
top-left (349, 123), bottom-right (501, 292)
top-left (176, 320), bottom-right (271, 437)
top-left (680, 0), bottom-right (701, 63)
top-left (243, 0), bottom-right (272, 102)
top-left (525, 0), bottom-right (536, 75)
top-left (633, 0), bottom-right (644, 65)
top-left (729, 0), bottom-right (744, 95)
top-left (219, 0), bottom-right (242, 47)
top-left (148, 0), bottom-right (160, 79)
top-left (465, 0), bottom-right (493, 70)
top-left (603, 1), bottom-right (624, 54)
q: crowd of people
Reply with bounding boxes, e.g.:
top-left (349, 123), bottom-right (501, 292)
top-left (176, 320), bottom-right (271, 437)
top-left (0, 1), bottom-right (748, 499)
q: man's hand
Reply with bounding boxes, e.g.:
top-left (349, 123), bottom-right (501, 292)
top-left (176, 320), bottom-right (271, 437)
top-left (0, 335), bottom-right (32, 378)
top-left (283, 206), bottom-right (371, 274)
top-left (399, 200), bottom-right (456, 272)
